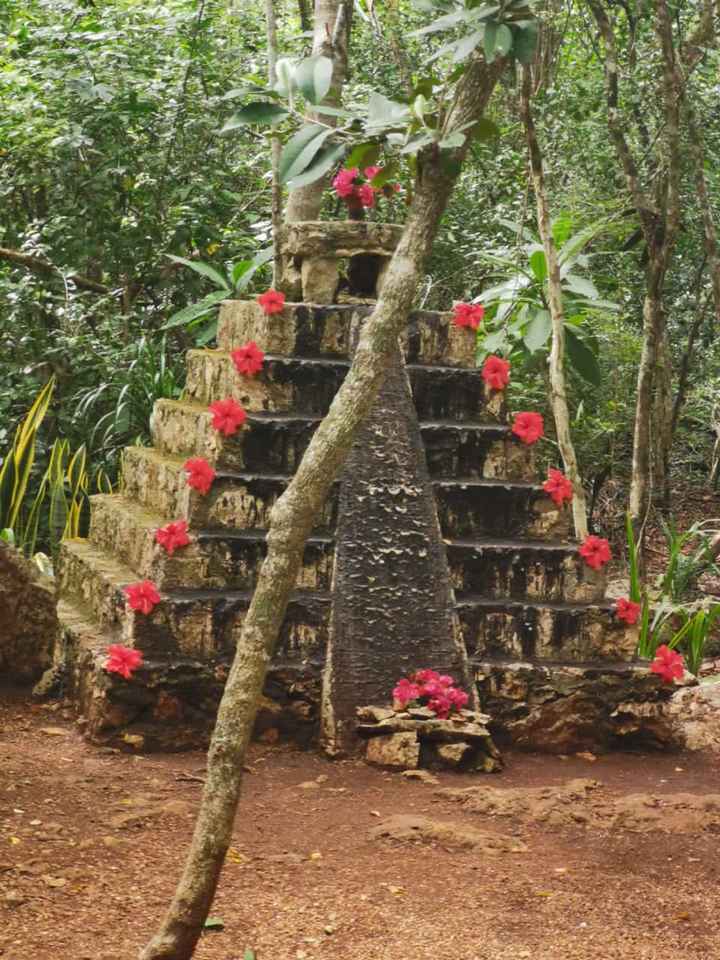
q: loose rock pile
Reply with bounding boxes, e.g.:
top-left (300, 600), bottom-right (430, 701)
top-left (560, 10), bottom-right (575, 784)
top-left (357, 704), bottom-right (502, 772)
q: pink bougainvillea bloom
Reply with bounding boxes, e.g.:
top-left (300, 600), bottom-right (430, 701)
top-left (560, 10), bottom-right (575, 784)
top-left (448, 687), bottom-right (470, 709)
top-left (512, 411), bottom-right (544, 445)
top-left (209, 397), bottom-right (247, 437)
top-left (437, 674), bottom-right (454, 687)
top-left (184, 457), bottom-right (216, 495)
top-left (452, 302), bottom-right (485, 330)
top-left (155, 519), bottom-right (190, 557)
top-left (414, 668), bottom-right (440, 684)
top-left (105, 644), bottom-right (144, 680)
top-left (332, 167), bottom-right (358, 198)
top-left (123, 580), bottom-right (161, 615)
top-left (650, 644), bottom-right (685, 683)
top-left (364, 165), bottom-right (382, 181)
top-left (256, 289), bottom-right (286, 315)
top-left (543, 468), bottom-right (573, 507)
top-left (481, 355), bottom-right (511, 391)
top-left (231, 341), bottom-right (265, 377)
top-left (615, 597), bottom-right (642, 626)
top-left (392, 678), bottom-right (421, 707)
top-left (578, 534), bottom-right (612, 571)
top-left (427, 696), bottom-right (452, 719)
top-left (357, 183), bottom-right (376, 208)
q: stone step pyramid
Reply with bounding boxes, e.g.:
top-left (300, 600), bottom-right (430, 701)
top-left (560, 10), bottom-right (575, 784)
top-left (54, 221), bottom-right (638, 752)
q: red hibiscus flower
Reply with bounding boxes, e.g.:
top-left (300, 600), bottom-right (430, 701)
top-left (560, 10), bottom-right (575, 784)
top-left (578, 534), bottom-right (612, 571)
top-left (650, 644), bottom-right (685, 683)
top-left (155, 519), bottom-right (190, 557)
top-left (105, 644), bottom-right (144, 680)
top-left (481, 355), bottom-right (511, 391)
top-left (543, 468), bottom-right (573, 506)
top-left (209, 397), bottom-right (247, 437)
top-left (512, 411), bottom-right (544, 445)
top-left (452, 302), bottom-right (485, 330)
top-left (123, 580), bottom-right (161, 615)
top-left (184, 457), bottom-right (216, 495)
top-left (615, 597), bottom-right (641, 625)
top-left (256, 289), bottom-right (286, 315)
top-left (231, 341), bottom-right (265, 377)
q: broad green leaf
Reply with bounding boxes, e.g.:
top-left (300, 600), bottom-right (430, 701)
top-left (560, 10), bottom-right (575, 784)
top-left (513, 21), bottom-right (538, 63)
top-left (221, 102), bottom-right (289, 132)
top-left (439, 130), bottom-right (466, 149)
top-left (565, 327), bottom-right (601, 385)
top-left (274, 58), bottom-right (295, 96)
top-left (161, 289), bottom-right (229, 330)
top-left (400, 131), bottom-right (436, 154)
top-left (366, 92), bottom-right (410, 131)
top-left (523, 309), bottom-right (552, 352)
top-left (452, 29), bottom-right (484, 63)
top-left (563, 274), bottom-right (599, 299)
top-left (528, 249), bottom-right (547, 282)
top-left (244, 951), bottom-right (256, 960)
top-left (279, 124), bottom-right (333, 182)
top-left (195, 318), bottom-right (219, 345)
top-left (231, 259), bottom-right (254, 286)
top-left (203, 917), bottom-right (225, 931)
top-left (412, 94), bottom-right (430, 124)
top-left (484, 21), bottom-right (498, 62)
top-left (552, 215), bottom-right (572, 248)
top-left (288, 142), bottom-right (346, 189)
top-left (312, 104), bottom-right (354, 118)
top-left (166, 255), bottom-right (228, 289)
top-left (481, 328), bottom-right (509, 353)
top-left (410, 9), bottom-right (471, 36)
top-left (345, 142), bottom-right (380, 169)
top-left (293, 55), bottom-right (333, 104)
top-left (369, 162), bottom-right (398, 187)
top-left (495, 24), bottom-right (513, 56)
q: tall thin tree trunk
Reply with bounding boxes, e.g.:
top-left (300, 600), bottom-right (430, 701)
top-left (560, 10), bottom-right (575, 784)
top-left (686, 103), bottom-right (720, 324)
top-left (138, 56), bottom-right (505, 960)
top-left (265, 0), bottom-right (284, 284)
top-left (520, 67), bottom-right (588, 539)
top-left (285, 0), bottom-right (351, 222)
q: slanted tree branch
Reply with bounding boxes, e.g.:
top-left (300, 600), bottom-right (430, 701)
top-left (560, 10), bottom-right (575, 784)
top-left (0, 246), bottom-right (111, 294)
top-left (138, 54), bottom-right (507, 960)
top-left (519, 66), bottom-right (588, 540)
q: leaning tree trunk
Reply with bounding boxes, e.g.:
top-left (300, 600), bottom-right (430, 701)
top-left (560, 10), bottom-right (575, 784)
top-left (284, 0), bottom-right (351, 222)
top-left (520, 66), bottom-right (588, 539)
top-left (138, 55), bottom-right (506, 960)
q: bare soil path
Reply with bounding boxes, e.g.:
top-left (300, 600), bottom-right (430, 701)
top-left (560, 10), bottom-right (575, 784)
top-left (1, 687), bottom-right (719, 960)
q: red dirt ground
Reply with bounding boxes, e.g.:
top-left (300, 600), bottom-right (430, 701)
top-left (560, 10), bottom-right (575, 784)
top-left (2, 687), bottom-right (720, 960)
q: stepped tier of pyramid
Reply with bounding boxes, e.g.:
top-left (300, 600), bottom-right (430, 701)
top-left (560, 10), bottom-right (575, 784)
top-left (51, 222), bottom-right (651, 754)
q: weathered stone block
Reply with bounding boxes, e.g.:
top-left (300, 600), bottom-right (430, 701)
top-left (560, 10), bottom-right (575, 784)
top-left (366, 732), bottom-right (420, 769)
top-left (0, 542), bottom-right (57, 683)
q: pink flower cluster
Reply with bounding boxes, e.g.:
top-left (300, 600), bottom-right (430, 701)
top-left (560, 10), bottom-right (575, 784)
top-left (392, 669), bottom-right (469, 720)
top-left (332, 165), bottom-right (399, 212)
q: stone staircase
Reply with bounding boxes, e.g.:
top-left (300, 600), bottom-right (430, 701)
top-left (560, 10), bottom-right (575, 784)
top-left (53, 229), bottom-right (639, 753)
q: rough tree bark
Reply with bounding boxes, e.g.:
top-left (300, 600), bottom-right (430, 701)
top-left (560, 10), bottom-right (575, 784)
top-left (284, 0), bottom-right (352, 222)
top-left (519, 66), bottom-right (588, 540)
top-left (138, 55), bottom-right (506, 960)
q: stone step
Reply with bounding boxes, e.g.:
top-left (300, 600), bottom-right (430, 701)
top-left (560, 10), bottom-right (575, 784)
top-left (456, 596), bottom-right (635, 664)
top-left (421, 421), bottom-right (535, 481)
top-left (185, 350), bottom-right (501, 422)
top-left (58, 538), bottom-right (331, 660)
top-left (88, 493), bottom-right (335, 590)
top-left (434, 479), bottom-right (570, 539)
top-left (150, 403), bottom-right (529, 483)
top-left (151, 402), bottom-right (320, 473)
top-left (121, 447), bottom-right (339, 530)
top-left (446, 538), bottom-right (604, 603)
top-left (217, 301), bottom-right (477, 368)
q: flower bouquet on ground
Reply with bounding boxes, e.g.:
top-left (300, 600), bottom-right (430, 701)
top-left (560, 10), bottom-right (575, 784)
top-left (392, 669), bottom-right (469, 719)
